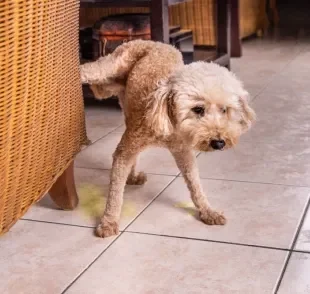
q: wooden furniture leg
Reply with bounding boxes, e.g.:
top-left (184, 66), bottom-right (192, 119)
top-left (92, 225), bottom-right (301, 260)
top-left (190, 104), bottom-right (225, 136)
top-left (230, 0), bottom-right (242, 57)
top-left (150, 0), bottom-right (169, 43)
top-left (269, 0), bottom-right (279, 25)
top-left (49, 162), bottom-right (79, 210)
top-left (216, 0), bottom-right (231, 69)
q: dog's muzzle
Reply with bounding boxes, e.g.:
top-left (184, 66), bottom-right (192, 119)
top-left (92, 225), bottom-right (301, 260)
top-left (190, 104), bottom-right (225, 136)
top-left (210, 139), bottom-right (226, 150)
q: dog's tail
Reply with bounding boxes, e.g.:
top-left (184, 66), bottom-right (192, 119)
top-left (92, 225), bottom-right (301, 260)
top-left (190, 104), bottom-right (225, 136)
top-left (80, 40), bottom-right (155, 100)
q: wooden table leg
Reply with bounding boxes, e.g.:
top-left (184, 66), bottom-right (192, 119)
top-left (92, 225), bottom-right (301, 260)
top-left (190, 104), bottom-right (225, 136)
top-left (49, 162), bottom-right (79, 210)
top-left (230, 0), bottom-right (242, 57)
top-left (216, 0), bottom-right (231, 69)
top-left (150, 0), bottom-right (169, 43)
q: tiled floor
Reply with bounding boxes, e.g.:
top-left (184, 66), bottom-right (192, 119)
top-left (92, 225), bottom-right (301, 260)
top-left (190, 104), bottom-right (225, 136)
top-left (2, 31), bottom-right (310, 293)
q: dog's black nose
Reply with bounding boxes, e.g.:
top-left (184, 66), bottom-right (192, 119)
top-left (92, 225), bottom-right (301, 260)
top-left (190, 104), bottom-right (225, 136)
top-left (210, 140), bottom-right (226, 150)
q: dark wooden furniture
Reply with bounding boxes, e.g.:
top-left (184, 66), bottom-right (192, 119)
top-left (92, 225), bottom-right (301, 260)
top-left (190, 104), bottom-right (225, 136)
top-left (80, 0), bottom-right (186, 43)
top-left (182, 0), bottom-right (233, 68)
top-left (230, 0), bottom-right (242, 58)
top-left (216, 0), bottom-right (231, 67)
top-left (80, 0), bottom-right (235, 68)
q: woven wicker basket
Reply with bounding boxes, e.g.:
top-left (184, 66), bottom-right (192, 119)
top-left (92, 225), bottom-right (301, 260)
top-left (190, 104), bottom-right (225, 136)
top-left (80, 0), bottom-right (267, 46)
top-left (0, 0), bottom-right (88, 235)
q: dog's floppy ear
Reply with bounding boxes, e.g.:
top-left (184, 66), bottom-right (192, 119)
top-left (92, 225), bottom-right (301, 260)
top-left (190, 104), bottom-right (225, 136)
top-left (238, 91), bottom-right (256, 130)
top-left (146, 80), bottom-right (174, 137)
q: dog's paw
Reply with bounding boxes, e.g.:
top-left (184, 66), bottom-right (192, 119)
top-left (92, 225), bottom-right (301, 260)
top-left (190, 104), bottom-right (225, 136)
top-left (126, 172), bottom-right (147, 185)
top-left (199, 209), bottom-right (226, 225)
top-left (95, 221), bottom-right (119, 238)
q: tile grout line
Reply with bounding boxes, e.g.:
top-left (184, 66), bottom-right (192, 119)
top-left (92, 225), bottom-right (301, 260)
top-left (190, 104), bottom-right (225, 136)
top-left (124, 230), bottom-right (310, 254)
top-left (77, 131), bottom-right (198, 175)
top-left (20, 217), bottom-right (310, 255)
top-left (61, 231), bottom-right (124, 294)
top-left (193, 175), bottom-right (310, 189)
top-left (112, 123), bottom-right (125, 132)
top-left (251, 43), bottom-right (304, 103)
top-left (82, 122), bottom-right (124, 151)
top-left (250, 37), bottom-right (300, 99)
top-left (121, 173), bottom-right (182, 232)
top-left (74, 166), bottom-right (179, 177)
top-left (273, 192), bottom-right (310, 293)
top-left (61, 174), bottom-right (180, 293)
top-left (77, 163), bottom-right (310, 189)
top-left (21, 218), bottom-right (94, 229)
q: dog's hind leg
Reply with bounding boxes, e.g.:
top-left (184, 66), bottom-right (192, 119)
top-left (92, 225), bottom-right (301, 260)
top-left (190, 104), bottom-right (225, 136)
top-left (126, 159), bottom-right (148, 185)
top-left (169, 145), bottom-right (226, 226)
top-left (80, 40), bottom-right (154, 86)
top-left (96, 132), bottom-right (147, 238)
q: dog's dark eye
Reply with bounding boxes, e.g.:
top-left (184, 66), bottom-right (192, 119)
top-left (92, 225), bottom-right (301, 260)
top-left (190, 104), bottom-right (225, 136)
top-left (192, 106), bottom-right (205, 116)
top-left (222, 107), bottom-right (227, 114)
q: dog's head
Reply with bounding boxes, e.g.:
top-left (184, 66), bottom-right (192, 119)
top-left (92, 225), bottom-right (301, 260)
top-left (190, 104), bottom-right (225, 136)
top-left (147, 62), bottom-right (255, 151)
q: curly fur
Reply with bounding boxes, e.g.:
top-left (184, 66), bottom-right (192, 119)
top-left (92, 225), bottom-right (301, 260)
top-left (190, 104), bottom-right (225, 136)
top-left (80, 40), bottom-right (256, 238)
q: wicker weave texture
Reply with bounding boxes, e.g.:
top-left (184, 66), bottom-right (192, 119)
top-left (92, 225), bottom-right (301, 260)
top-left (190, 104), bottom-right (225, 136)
top-left (169, 0), bottom-right (216, 46)
top-left (240, 0), bottom-right (268, 38)
top-left (170, 0), bottom-right (267, 45)
top-left (0, 0), bottom-right (88, 235)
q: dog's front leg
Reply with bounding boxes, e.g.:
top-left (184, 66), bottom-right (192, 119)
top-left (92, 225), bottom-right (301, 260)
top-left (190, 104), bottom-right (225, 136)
top-left (96, 133), bottom-right (145, 238)
top-left (169, 146), bottom-right (226, 225)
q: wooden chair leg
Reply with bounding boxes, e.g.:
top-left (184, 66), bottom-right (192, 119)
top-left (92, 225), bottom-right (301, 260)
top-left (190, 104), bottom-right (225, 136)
top-left (150, 0), bottom-right (169, 43)
top-left (230, 0), bottom-right (242, 58)
top-left (49, 162), bottom-right (79, 210)
top-left (216, 0), bottom-right (231, 69)
top-left (270, 0), bottom-right (279, 25)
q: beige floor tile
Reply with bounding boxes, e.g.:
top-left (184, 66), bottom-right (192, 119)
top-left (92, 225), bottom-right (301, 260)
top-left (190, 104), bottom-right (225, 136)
top-left (24, 168), bottom-right (173, 229)
top-left (0, 221), bottom-right (113, 294)
top-left (84, 106), bottom-right (123, 142)
top-left (262, 71), bottom-right (310, 96)
top-left (128, 178), bottom-right (309, 248)
top-left (66, 232), bottom-right (286, 294)
top-left (278, 253), bottom-right (310, 294)
top-left (295, 210), bottom-right (310, 252)
top-left (231, 38), bottom-right (301, 97)
top-left (243, 89), bottom-right (310, 143)
top-left (282, 50), bottom-right (310, 70)
top-left (76, 132), bottom-right (180, 175)
top-left (231, 64), bottom-right (278, 98)
top-left (196, 140), bottom-right (310, 186)
top-left (235, 49), bottom-right (310, 143)
top-left (76, 132), bottom-right (121, 169)
top-left (251, 50), bottom-right (310, 102)
top-left (112, 124), bottom-right (126, 133)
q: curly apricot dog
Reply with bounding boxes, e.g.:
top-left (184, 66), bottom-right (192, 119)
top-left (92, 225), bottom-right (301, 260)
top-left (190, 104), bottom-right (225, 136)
top-left (80, 40), bottom-right (256, 238)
